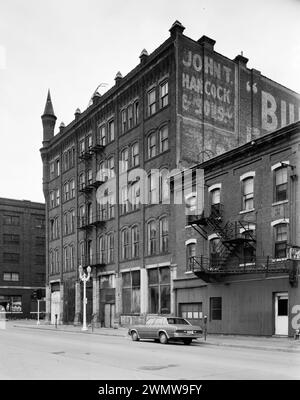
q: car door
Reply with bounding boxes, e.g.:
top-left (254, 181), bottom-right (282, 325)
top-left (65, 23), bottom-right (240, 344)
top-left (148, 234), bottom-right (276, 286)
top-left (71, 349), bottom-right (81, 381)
top-left (139, 318), bottom-right (155, 338)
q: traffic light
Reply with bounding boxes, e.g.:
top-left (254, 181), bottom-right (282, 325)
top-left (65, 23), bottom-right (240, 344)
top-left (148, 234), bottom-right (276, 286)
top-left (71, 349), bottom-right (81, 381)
top-left (36, 289), bottom-right (43, 300)
top-left (31, 290), bottom-right (37, 300)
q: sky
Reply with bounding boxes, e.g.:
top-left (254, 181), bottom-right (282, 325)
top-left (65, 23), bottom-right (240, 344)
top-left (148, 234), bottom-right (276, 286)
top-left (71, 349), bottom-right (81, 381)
top-left (0, 0), bottom-right (299, 203)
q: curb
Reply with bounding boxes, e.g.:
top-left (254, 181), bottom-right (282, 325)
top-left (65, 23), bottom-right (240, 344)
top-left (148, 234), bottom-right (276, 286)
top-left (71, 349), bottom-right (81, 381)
top-left (200, 341), bottom-right (300, 353)
top-left (12, 324), bottom-right (300, 353)
top-left (13, 324), bottom-right (128, 337)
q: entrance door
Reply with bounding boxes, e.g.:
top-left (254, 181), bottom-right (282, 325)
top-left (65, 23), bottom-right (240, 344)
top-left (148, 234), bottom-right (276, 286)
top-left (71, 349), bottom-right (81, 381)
top-left (275, 293), bottom-right (288, 336)
top-left (51, 291), bottom-right (60, 324)
top-left (104, 303), bottom-right (115, 328)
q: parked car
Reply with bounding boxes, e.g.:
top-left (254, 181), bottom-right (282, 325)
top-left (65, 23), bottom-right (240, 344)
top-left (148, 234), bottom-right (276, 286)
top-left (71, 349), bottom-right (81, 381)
top-left (128, 316), bottom-right (203, 345)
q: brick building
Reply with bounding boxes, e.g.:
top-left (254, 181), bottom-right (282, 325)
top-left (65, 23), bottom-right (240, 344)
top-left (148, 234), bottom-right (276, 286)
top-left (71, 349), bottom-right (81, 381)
top-left (40, 21), bottom-right (300, 331)
top-left (0, 198), bottom-right (46, 318)
top-left (173, 121), bottom-right (300, 336)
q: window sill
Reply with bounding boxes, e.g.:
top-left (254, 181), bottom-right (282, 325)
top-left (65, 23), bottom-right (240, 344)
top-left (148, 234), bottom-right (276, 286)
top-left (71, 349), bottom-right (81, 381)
top-left (185, 271), bottom-right (194, 274)
top-left (239, 208), bottom-right (255, 215)
top-left (272, 200), bottom-right (288, 207)
top-left (145, 149), bottom-right (170, 164)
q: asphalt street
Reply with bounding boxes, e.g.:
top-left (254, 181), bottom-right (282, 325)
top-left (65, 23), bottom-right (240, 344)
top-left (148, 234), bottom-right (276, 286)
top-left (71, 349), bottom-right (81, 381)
top-left (0, 325), bottom-right (299, 380)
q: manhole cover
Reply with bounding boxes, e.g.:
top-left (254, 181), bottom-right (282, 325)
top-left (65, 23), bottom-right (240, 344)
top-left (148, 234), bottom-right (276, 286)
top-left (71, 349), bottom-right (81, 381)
top-left (51, 351), bottom-right (65, 355)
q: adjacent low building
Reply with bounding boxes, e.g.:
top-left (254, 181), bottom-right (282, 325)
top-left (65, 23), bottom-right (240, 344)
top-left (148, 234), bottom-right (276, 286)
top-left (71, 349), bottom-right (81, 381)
top-left (173, 121), bottom-right (300, 336)
top-left (0, 198), bottom-right (46, 318)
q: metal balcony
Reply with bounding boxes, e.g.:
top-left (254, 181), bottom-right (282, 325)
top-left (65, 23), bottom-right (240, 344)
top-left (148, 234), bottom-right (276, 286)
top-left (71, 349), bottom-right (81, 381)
top-left (189, 255), bottom-right (295, 283)
top-left (79, 182), bottom-right (93, 193)
top-left (79, 148), bottom-right (93, 161)
top-left (80, 253), bottom-right (106, 268)
top-left (78, 214), bottom-right (106, 230)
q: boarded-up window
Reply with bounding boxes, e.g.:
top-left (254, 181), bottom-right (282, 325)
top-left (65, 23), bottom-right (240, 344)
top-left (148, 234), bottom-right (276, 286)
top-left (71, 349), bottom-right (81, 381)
top-left (210, 297), bottom-right (222, 320)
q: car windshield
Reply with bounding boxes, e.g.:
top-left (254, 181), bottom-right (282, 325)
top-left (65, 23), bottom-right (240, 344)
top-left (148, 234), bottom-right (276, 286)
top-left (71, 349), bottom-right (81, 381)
top-left (167, 318), bottom-right (190, 325)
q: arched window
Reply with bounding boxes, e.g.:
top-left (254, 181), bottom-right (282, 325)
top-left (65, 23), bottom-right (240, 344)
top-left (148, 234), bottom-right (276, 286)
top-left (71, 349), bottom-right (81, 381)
top-left (69, 244), bottom-right (75, 270)
top-left (209, 236), bottom-right (222, 266)
top-left (159, 125), bottom-right (168, 153)
top-left (120, 148), bottom-right (129, 173)
top-left (63, 246), bottom-right (68, 271)
top-left (131, 226), bottom-right (139, 259)
top-left (186, 242), bottom-right (196, 271)
top-left (63, 212), bottom-right (69, 235)
top-left (121, 228), bottom-right (130, 260)
top-left (98, 236), bottom-right (106, 264)
top-left (147, 132), bottom-right (157, 159)
top-left (107, 233), bottom-right (114, 264)
top-left (132, 142), bottom-right (139, 167)
top-left (159, 217), bottom-right (169, 253)
top-left (159, 168), bottom-right (170, 203)
top-left (147, 220), bottom-right (157, 256)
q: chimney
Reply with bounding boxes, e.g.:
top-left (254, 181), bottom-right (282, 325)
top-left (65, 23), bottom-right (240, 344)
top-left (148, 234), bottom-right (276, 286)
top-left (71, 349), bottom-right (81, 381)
top-left (74, 108), bottom-right (81, 120)
top-left (139, 49), bottom-right (149, 64)
top-left (169, 20), bottom-right (185, 38)
top-left (197, 35), bottom-right (216, 51)
top-left (115, 71), bottom-right (123, 86)
top-left (59, 122), bottom-right (65, 133)
top-left (92, 91), bottom-right (101, 105)
top-left (234, 54), bottom-right (249, 67)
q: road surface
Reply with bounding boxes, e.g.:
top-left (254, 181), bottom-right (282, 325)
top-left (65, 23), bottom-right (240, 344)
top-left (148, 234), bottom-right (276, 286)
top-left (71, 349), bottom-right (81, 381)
top-left (0, 325), bottom-right (299, 380)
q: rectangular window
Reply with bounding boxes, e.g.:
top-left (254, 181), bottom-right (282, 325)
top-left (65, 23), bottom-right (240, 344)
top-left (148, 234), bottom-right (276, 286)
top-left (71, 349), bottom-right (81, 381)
top-left (3, 234), bottom-right (20, 245)
top-left (79, 140), bottom-right (85, 155)
top-left (56, 159), bottom-right (60, 176)
top-left (56, 189), bottom-right (60, 206)
top-left (3, 215), bottom-right (20, 226)
top-left (148, 172), bottom-right (158, 204)
top-left (122, 271), bottom-right (140, 314)
top-left (50, 162), bottom-right (55, 178)
top-left (275, 224), bottom-right (288, 258)
top-left (275, 167), bottom-right (288, 202)
top-left (148, 267), bottom-right (170, 314)
top-left (3, 253), bottom-right (20, 263)
top-left (87, 135), bottom-right (93, 149)
top-left (121, 186), bottom-right (128, 215)
top-left (134, 101), bottom-right (139, 125)
top-left (242, 177), bottom-right (254, 210)
top-left (160, 81), bottom-right (168, 108)
top-left (70, 179), bottom-right (75, 198)
top-left (3, 272), bottom-right (20, 281)
top-left (210, 297), bottom-right (222, 320)
top-left (148, 88), bottom-right (156, 116)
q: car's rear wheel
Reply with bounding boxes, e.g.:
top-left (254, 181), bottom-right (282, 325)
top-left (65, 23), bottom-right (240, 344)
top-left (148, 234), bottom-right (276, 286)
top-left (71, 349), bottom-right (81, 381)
top-left (131, 331), bottom-right (139, 341)
top-left (159, 332), bottom-right (168, 344)
top-left (183, 339), bottom-right (192, 345)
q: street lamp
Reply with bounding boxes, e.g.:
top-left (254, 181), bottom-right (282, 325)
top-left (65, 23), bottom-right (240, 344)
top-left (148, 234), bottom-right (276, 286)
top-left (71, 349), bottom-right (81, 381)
top-left (78, 265), bottom-right (91, 331)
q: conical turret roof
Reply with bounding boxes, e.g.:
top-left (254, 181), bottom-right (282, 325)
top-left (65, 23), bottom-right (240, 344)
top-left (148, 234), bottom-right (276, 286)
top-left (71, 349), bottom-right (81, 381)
top-left (42, 89), bottom-right (56, 117)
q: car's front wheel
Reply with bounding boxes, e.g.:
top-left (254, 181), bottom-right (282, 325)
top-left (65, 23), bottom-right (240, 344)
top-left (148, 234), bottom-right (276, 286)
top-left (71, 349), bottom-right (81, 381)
top-left (131, 331), bottom-right (139, 341)
top-left (159, 332), bottom-right (168, 344)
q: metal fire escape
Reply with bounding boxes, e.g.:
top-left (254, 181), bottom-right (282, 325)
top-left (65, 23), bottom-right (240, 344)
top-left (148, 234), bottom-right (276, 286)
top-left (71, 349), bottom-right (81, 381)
top-left (78, 133), bottom-right (106, 269)
top-left (187, 204), bottom-right (296, 285)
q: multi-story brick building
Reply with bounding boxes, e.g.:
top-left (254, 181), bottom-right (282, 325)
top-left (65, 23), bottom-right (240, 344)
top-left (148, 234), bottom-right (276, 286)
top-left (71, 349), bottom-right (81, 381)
top-left (173, 121), bottom-right (300, 336)
top-left (40, 21), bottom-right (300, 331)
top-left (0, 198), bottom-right (46, 318)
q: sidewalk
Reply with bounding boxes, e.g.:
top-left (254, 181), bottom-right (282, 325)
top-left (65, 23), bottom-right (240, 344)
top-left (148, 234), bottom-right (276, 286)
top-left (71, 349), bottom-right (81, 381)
top-left (10, 319), bottom-right (300, 353)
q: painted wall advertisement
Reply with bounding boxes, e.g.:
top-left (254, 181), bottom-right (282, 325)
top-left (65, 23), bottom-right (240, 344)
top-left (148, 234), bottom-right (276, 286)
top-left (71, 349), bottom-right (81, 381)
top-left (180, 44), bottom-right (236, 133)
